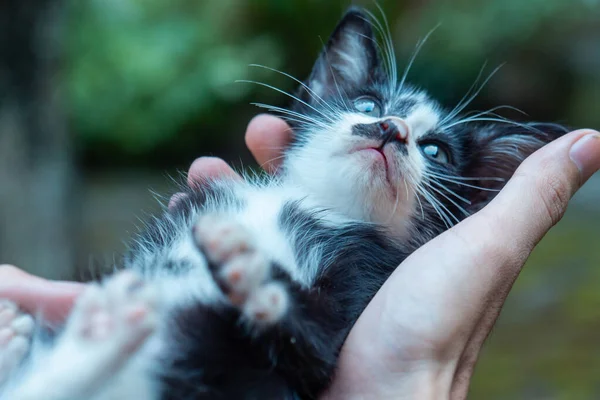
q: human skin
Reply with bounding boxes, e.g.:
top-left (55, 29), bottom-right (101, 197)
top-left (2, 114), bottom-right (599, 399)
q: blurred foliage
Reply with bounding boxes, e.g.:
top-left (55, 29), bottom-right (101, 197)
top-left (65, 0), bottom-right (600, 166)
top-left (62, 1), bottom-right (600, 398)
top-left (66, 0), bottom-right (282, 158)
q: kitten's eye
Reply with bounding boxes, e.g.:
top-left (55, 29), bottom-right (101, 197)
top-left (353, 97), bottom-right (381, 117)
top-left (419, 143), bottom-right (450, 164)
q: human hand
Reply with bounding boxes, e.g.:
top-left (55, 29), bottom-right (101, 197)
top-left (0, 265), bottom-right (85, 324)
top-left (183, 115), bottom-right (600, 400)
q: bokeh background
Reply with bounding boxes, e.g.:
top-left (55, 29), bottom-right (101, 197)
top-left (1, 0), bottom-right (599, 398)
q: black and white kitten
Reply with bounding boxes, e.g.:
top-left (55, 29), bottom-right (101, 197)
top-left (0, 7), bottom-right (567, 400)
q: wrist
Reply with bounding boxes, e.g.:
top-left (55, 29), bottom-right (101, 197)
top-left (323, 360), bottom-right (456, 400)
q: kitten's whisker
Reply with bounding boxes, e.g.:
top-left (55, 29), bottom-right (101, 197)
top-left (422, 181), bottom-right (470, 217)
top-left (361, 7), bottom-right (398, 91)
top-left (237, 80), bottom-right (335, 123)
top-left (417, 185), bottom-right (453, 228)
top-left (427, 179), bottom-right (472, 205)
top-left (251, 103), bottom-right (329, 129)
top-left (441, 61), bottom-right (489, 126)
top-left (406, 175), bottom-right (425, 219)
top-left (427, 170), bottom-right (505, 182)
top-left (399, 24), bottom-right (439, 93)
top-left (414, 188), bottom-right (425, 220)
top-left (461, 104), bottom-right (528, 119)
top-left (259, 154), bottom-right (288, 170)
top-left (430, 194), bottom-right (460, 225)
top-left (443, 117), bottom-right (547, 136)
top-left (427, 174), bottom-right (502, 192)
top-left (373, 2), bottom-right (398, 89)
top-left (273, 116), bottom-right (319, 129)
top-left (248, 64), bottom-right (336, 115)
top-left (441, 63), bottom-right (504, 127)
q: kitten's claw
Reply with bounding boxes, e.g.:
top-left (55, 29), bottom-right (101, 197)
top-left (194, 215), bottom-right (289, 325)
top-left (0, 300), bottom-right (33, 383)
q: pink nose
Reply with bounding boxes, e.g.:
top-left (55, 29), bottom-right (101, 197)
top-left (379, 119), bottom-right (409, 143)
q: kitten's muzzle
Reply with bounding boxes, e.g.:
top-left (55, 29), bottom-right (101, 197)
top-left (378, 118), bottom-right (409, 148)
top-left (352, 118), bottom-right (410, 146)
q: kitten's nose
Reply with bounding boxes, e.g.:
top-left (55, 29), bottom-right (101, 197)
top-left (379, 118), bottom-right (409, 145)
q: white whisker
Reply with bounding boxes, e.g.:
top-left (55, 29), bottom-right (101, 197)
top-left (427, 179), bottom-right (472, 205)
top-left (251, 102), bottom-right (329, 129)
top-left (399, 24), bottom-right (439, 93)
top-left (441, 63), bottom-right (504, 127)
top-left (427, 172), bottom-right (503, 192)
top-left (248, 64), bottom-right (337, 115)
top-left (422, 181), bottom-right (470, 217)
top-left (236, 79), bottom-right (335, 123)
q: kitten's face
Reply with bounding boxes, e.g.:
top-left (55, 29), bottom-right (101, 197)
top-left (282, 8), bottom-right (566, 246)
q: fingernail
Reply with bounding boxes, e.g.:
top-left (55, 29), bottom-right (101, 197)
top-left (570, 131), bottom-right (600, 183)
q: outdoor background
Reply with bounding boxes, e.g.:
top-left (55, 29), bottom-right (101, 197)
top-left (1, 0), bottom-right (599, 398)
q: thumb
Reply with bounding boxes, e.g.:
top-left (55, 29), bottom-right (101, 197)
top-left (469, 128), bottom-right (600, 254)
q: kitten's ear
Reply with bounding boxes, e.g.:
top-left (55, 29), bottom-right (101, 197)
top-left (465, 123), bottom-right (569, 212)
top-left (304, 8), bottom-right (380, 101)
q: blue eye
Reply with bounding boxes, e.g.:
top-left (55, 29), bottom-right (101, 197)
top-left (419, 143), bottom-right (450, 164)
top-left (353, 97), bottom-right (381, 117)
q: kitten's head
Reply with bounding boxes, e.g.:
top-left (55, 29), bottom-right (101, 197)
top-left (281, 7), bottom-right (567, 246)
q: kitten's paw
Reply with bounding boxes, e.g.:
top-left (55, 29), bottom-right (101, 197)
top-left (194, 215), bottom-right (255, 265)
top-left (64, 270), bottom-right (157, 357)
top-left (244, 282), bottom-right (289, 325)
top-left (5, 272), bottom-right (159, 400)
top-left (0, 300), bottom-right (34, 382)
top-left (194, 215), bottom-right (289, 324)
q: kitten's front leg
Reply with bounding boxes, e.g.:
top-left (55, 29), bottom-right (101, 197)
top-left (7, 271), bottom-right (158, 400)
top-left (194, 215), bottom-right (289, 325)
top-left (193, 215), bottom-right (348, 397)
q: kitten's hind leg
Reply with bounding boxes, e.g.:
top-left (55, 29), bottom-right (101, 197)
top-left (8, 271), bottom-right (157, 400)
top-left (194, 215), bottom-right (289, 325)
top-left (0, 301), bottom-right (34, 385)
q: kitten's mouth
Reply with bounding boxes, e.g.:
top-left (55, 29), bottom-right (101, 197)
top-left (369, 147), bottom-right (388, 165)
top-left (352, 146), bottom-right (394, 188)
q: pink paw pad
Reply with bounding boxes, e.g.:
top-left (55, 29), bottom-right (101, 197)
top-left (194, 215), bottom-right (290, 325)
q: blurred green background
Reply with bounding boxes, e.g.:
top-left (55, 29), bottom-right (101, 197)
top-left (1, 0), bottom-right (599, 398)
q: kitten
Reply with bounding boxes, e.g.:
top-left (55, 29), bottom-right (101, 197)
top-left (0, 6), bottom-right (567, 400)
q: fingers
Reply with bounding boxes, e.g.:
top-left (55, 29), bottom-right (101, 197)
top-left (245, 114), bottom-right (292, 173)
top-left (170, 157), bottom-right (242, 210)
top-left (187, 157), bottom-right (241, 189)
top-left (0, 265), bottom-right (85, 324)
